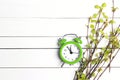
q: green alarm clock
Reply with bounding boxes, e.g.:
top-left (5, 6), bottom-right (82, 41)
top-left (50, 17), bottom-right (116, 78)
top-left (58, 34), bottom-right (83, 65)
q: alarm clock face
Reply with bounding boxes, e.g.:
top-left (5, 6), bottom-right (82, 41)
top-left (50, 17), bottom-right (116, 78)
top-left (61, 43), bottom-right (80, 62)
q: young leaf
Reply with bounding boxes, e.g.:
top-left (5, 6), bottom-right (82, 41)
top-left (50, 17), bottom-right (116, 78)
top-left (109, 20), bottom-right (115, 24)
top-left (91, 29), bottom-right (96, 34)
top-left (99, 18), bottom-right (104, 23)
top-left (104, 50), bottom-right (110, 58)
top-left (95, 5), bottom-right (100, 9)
top-left (91, 58), bottom-right (99, 64)
top-left (104, 33), bottom-right (109, 39)
top-left (93, 39), bottom-right (98, 44)
top-left (103, 58), bottom-right (109, 62)
top-left (86, 44), bottom-right (92, 48)
top-left (100, 29), bottom-right (104, 35)
top-left (101, 47), bottom-right (106, 52)
top-left (89, 34), bottom-right (94, 40)
top-left (116, 28), bottom-right (120, 33)
top-left (91, 19), bottom-right (97, 23)
top-left (90, 24), bottom-right (95, 28)
top-left (98, 68), bottom-right (102, 72)
top-left (95, 53), bottom-right (99, 57)
top-left (91, 73), bottom-right (96, 77)
top-left (101, 3), bottom-right (107, 8)
top-left (92, 13), bottom-right (98, 18)
top-left (112, 7), bottom-right (119, 12)
top-left (102, 12), bottom-right (108, 19)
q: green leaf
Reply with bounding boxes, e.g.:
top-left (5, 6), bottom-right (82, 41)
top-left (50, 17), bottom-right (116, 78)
top-left (78, 73), bottom-right (87, 80)
top-left (103, 58), bottom-right (109, 62)
top-left (104, 34), bottom-right (109, 39)
top-left (92, 13), bottom-right (98, 18)
top-left (81, 74), bottom-right (86, 78)
top-left (91, 58), bottom-right (99, 64)
top-left (91, 73), bottom-right (95, 77)
top-left (104, 49), bottom-right (111, 57)
top-left (103, 33), bottom-right (109, 39)
top-left (118, 44), bottom-right (120, 48)
top-left (112, 7), bottom-right (119, 12)
top-left (91, 29), bottom-right (96, 34)
top-left (95, 53), bottom-right (99, 57)
top-left (102, 12), bottom-right (108, 19)
top-left (90, 24), bottom-right (95, 28)
top-left (99, 18), bottom-right (104, 23)
top-left (101, 3), bottom-right (107, 8)
top-left (116, 28), bottom-right (120, 33)
top-left (100, 29), bottom-right (104, 35)
top-left (93, 39), bottom-right (98, 44)
top-left (109, 20), bottom-right (115, 24)
top-left (98, 68), bottom-right (102, 72)
top-left (94, 5), bottom-right (100, 9)
top-left (101, 47), bottom-right (106, 52)
top-left (89, 34), bottom-right (94, 40)
top-left (86, 44), bottom-right (92, 48)
top-left (91, 19), bottom-right (97, 23)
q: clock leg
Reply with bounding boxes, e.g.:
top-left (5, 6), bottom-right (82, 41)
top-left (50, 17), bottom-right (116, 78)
top-left (69, 64), bottom-right (72, 66)
top-left (61, 62), bottom-right (65, 68)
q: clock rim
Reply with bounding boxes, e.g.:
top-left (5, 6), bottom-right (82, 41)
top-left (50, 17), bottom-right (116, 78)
top-left (59, 41), bottom-right (83, 64)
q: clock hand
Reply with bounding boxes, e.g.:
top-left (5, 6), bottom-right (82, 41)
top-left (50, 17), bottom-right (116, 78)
top-left (69, 45), bottom-right (72, 52)
top-left (70, 45), bottom-right (74, 54)
top-left (67, 46), bottom-right (73, 54)
top-left (67, 46), bottom-right (70, 52)
top-left (67, 46), bottom-right (70, 50)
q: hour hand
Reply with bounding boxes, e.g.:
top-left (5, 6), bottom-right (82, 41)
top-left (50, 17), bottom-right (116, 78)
top-left (67, 46), bottom-right (72, 54)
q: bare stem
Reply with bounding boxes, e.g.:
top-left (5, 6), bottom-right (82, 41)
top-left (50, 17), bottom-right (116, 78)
top-left (97, 48), bottom-right (120, 80)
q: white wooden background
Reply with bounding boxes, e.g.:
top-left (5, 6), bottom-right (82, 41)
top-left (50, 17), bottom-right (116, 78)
top-left (0, 0), bottom-right (120, 80)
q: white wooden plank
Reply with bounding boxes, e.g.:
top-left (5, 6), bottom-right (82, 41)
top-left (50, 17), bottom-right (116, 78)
top-left (0, 49), bottom-right (60, 67)
top-left (0, 18), bottom-right (119, 36)
top-left (0, 37), bottom-right (119, 48)
top-left (86, 68), bottom-right (120, 80)
top-left (111, 51), bottom-right (120, 67)
top-left (0, 37), bottom-right (87, 48)
top-left (97, 68), bottom-right (120, 80)
top-left (0, 68), bottom-right (119, 80)
top-left (0, 49), bottom-right (119, 67)
top-left (0, 19), bottom-right (87, 36)
top-left (0, 0), bottom-right (119, 17)
top-left (0, 49), bottom-right (82, 67)
top-left (0, 68), bottom-right (77, 80)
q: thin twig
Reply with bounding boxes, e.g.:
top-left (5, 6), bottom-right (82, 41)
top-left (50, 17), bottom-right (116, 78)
top-left (97, 48), bottom-right (120, 80)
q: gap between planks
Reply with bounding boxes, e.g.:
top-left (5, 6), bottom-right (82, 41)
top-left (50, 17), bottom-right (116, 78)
top-left (0, 17), bottom-right (119, 19)
top-left (0, 67), bottom-right (120, 69)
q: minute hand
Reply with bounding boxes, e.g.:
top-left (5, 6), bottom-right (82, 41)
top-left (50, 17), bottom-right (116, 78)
top-left (69, 45), bottom-right (73, 53)
top-left (67, 46), bottom-right (73, 54)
